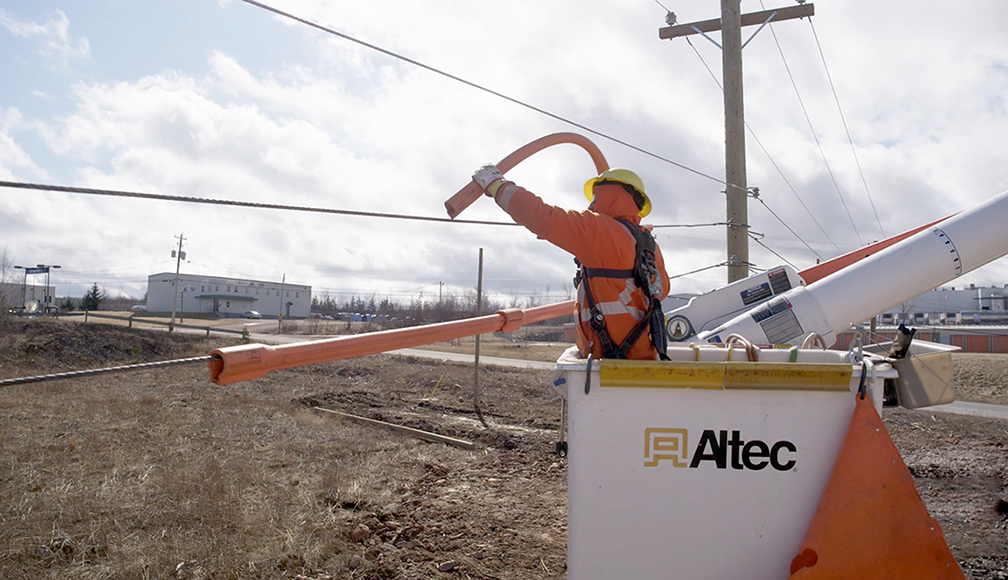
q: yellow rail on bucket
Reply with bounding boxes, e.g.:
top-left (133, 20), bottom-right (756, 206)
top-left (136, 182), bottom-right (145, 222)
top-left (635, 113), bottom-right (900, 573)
top-left (598, 359), bottom-right (853, 391)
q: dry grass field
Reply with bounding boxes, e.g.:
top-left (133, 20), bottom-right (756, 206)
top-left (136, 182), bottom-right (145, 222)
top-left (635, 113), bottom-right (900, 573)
top-left (0, 317), bottom-right (1005, 579)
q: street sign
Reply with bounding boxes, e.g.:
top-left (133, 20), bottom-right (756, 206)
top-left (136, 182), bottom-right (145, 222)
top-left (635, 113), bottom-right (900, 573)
top-left (25, 267), bottom-right (48, 274)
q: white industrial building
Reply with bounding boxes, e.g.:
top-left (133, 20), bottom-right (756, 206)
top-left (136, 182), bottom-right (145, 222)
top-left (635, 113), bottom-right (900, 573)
top-left (147, 273), bottom-right (311, 318)
top-left (0, 281), bottom-right (50, 312)
top-left (878, 284), bottom-right (1008, 325)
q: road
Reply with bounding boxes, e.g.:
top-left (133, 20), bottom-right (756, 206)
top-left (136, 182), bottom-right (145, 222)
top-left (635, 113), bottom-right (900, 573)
top-left (924, 400), bottom-right (1008, 421)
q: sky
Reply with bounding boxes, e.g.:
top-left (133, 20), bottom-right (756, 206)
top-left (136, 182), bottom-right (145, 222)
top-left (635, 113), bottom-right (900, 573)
top-left (1, 0), bottom-right (1007, 309)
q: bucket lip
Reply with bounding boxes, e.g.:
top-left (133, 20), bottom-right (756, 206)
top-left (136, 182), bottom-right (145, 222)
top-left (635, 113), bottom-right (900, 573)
top-left (554, 349), bottom-right (898, 378)
top-left (555, 345), bottom-right (898, 368)
top-left (862, 338), bottom-right (961, 358)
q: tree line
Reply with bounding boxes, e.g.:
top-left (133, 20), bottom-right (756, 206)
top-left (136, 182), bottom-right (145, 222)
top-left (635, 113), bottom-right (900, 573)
top-left (311, 286), bottom-right (572, 325)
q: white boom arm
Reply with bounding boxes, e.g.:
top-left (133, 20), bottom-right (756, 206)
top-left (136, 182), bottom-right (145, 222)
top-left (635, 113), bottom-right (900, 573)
top-left (694, 189), bottom-right (1008, 345)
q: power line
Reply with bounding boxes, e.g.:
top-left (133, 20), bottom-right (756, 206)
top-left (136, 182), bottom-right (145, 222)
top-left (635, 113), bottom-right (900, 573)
top-left (744, 129), bottom-right (839, 255)
top-left (745, 132), bottom-right (837, 257)
top-left (759, 10), bottom-right (863, 246)
top-left (0, 356), bottom-right (216, 388)
top-left (749, 231), bottom-right (798, 269)
top-left (689, 17), bottom-right (840, 254)
top-left (808, 19), bottom-right (886, 238)
top-left (669, 262), bottom-right (726, 281)
top-left (748, 188), bottom-right (823, 260)
top-left (238, 0), bottom-right (731, 190)
top-left (0, 180), bottom-right (709, 230)
top-left (651, 221), bottom-right (727, 229)
top-left (681, 37), bottom-right (830, 260)
top-left (0, 180), bottom-right (518, 226)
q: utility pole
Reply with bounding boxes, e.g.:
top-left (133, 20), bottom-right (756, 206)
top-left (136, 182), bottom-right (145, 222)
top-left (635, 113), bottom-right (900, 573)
top-left (473, 248), bottom-right (488, 427)
top-left (721, 0), bottom-right (748, 283)
top-left (659, 2), bottom-right (814, 283)
top-left (170, 233), bottom-right (186, 332)
top-left (278, 273), bottom-right (286, 334)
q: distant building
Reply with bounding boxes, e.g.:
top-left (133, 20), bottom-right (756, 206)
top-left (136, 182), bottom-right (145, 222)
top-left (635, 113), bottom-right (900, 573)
top-left (146, 273), bottom-right (311, 318)
top-left (0, 281), bottom-right (50, 312)
top-left (878, 284), bottom-right (1008, 325)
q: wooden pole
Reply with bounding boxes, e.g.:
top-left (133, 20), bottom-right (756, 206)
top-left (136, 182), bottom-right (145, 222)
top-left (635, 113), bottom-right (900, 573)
top-left (660, 3), bottom-right (815, 283)
top-left (474, 248), bottom-right (488, 427)
top-left (170, 234), bottom-right (185, 332)
top-left (277, 273), bottom-right (285, 334)
top-left (722, 0), bottom-right (749, 283)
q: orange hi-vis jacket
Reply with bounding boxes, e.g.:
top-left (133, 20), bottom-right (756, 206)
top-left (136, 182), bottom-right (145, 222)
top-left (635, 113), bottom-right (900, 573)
top-left (492, 181), bottom-right (670, 360)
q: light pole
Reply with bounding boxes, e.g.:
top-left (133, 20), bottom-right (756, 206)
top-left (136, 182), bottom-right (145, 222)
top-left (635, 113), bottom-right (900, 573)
top-left (13, 265), bottom-right (25, 312)
top-left (36, 264), bottom-right (61, 314)
top-left (13, 265), bottom-right (27, 312)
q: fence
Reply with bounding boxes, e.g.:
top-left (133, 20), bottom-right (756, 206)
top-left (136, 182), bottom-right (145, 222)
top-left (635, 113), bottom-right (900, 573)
top-left (834, 325), bottom-right (1008, 354)
top-left (60, 311), bottom-right (248, 337)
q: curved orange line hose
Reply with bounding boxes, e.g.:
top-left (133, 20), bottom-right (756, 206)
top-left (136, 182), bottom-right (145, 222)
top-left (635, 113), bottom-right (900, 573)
top-left (444, 132), bottom-right (610, 219)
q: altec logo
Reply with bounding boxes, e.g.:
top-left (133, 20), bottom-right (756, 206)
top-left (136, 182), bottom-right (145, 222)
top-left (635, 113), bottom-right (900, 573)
top-left (644, 428), bottom-right (797, 471)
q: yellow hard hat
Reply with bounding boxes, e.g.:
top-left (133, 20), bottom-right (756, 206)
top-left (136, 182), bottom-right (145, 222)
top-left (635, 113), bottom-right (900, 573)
top-left (583, 168), bottom-right (652, 218)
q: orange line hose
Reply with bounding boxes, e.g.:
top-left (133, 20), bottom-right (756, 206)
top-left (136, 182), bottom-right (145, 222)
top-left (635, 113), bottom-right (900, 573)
top-left (444, 132), bottom-right (609, 219)
top-left (209, 301), bottom-right (574, 385)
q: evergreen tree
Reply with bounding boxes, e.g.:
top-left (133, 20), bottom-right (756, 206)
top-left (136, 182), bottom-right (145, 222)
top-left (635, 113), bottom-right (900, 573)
top-left (81, 283), bottom-right (105, 311)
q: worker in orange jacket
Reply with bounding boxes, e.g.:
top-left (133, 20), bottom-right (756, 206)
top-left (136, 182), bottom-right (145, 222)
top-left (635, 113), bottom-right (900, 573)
top-left (472, 165), bottom-right (670, 361)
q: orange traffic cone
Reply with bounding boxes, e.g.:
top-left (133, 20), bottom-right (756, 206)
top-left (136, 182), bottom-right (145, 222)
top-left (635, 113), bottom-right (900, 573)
top-left (788, 392), bottom-right (965, 579)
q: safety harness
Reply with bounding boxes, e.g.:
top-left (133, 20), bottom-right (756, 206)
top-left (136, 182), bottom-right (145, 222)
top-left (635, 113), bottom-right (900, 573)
top-left (574, 218), bottom-right (669, 360)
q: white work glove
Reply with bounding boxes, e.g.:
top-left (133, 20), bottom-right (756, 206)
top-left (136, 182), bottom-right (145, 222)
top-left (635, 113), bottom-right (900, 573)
top-left (472, 164), bottom-right (505, 197)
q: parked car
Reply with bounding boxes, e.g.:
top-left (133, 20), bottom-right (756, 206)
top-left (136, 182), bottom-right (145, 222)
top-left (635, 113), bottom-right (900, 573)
top-left (130, 305), bottom-right (148, 312)
top-left (241, 310), bottom-right (262, 319)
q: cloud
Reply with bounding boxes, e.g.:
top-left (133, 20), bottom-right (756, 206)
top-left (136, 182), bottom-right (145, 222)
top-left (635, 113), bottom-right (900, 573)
top-left (0, 108), bottom-right (47, 180)
top-left (4, 0), bottom-right (1008, 301)
top-left (0, 9), bottom-right (90, 70)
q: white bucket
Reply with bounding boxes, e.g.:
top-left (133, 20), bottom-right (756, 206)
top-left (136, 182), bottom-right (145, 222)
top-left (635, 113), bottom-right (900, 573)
top-left (552, 345), bottom-right (894, 580)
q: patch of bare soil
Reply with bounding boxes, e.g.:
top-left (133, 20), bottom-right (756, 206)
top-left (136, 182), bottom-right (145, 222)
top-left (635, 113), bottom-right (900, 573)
top-left (953, 353), bottom-right (1008, 406)
top-left (885, 409), bottom-right (1008, 578)
top-left (0, 318), bottom-right (1005, 579)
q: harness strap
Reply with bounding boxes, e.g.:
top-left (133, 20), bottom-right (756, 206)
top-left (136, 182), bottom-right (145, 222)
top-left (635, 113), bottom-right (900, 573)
top-left (575, 219), bottom-right (669, 361)
top-left (582, 267), bottom-right (633, 279)
top-left (580, 275), bottom-right (622, 358)
top-left (615, 219), bottom-right (669, 361)
top-left (618, 312), bottom-right (652, 358)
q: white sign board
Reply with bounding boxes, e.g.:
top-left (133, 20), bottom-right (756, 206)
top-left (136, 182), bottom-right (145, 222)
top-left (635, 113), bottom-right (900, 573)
top-left (555, 349), bottom-right (890, 580)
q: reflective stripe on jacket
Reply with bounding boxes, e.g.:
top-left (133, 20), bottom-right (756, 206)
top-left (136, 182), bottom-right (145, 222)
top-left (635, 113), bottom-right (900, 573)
top-left (493, 181), bottom-right (670, 360)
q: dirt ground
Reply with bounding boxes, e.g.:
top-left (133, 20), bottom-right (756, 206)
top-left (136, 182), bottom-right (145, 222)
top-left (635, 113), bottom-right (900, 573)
top-left (0, 317), bottom-right (1005, 579)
